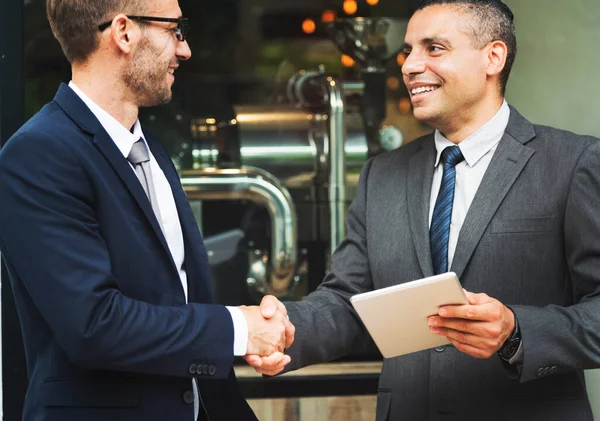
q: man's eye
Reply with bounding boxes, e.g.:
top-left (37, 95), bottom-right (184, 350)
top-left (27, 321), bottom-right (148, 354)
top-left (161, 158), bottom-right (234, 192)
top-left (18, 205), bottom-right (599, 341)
top-left (429, 45), bottom-right (443, 53)
top-left (402, 50), bottom-right (411, 57)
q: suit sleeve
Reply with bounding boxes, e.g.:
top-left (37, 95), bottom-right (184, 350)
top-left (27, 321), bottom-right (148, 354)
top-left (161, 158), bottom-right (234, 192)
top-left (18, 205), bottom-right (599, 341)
top-left (511, 139), bottom-right (600, 383)
top-left (282, 157), bottom-right (376, 371)
top-left (0, 130), bottom-right (234, 379)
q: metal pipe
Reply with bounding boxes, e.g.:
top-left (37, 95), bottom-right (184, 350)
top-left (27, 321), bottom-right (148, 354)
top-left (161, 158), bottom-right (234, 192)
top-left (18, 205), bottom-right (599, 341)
top-left (181, 167), bottom-right (297, 297)
top-left (341, 81), bottom-right (365, 96)
top-left (327, 76), bottom-right (347, 253)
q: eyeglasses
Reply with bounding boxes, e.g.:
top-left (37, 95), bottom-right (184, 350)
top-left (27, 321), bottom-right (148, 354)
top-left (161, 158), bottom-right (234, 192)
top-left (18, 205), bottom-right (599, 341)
top-left (98, 16), bottom-right (189, 42)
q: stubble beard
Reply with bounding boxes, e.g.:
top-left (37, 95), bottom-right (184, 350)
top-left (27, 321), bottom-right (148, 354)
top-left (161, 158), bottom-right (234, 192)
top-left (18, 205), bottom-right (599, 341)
top-left (124, 38), bottom-right (173, 108)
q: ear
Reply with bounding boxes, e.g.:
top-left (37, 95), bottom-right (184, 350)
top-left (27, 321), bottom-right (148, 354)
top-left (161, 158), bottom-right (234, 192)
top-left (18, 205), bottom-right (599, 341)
top-left (109, 14), bottom-right (141, 55)
top-left (486, 40), bottom-right (508, 78)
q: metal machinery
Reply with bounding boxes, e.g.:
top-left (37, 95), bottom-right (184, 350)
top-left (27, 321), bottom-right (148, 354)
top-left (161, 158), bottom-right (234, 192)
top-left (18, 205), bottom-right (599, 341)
top-left (177, 18), bottom-right (407, 317)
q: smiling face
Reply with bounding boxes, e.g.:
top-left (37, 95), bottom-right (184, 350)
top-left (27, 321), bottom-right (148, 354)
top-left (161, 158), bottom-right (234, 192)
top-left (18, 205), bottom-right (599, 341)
top-left (124, 0), bottom-right (191, 107)
top-left (402, 5), bottom-right (504, 137)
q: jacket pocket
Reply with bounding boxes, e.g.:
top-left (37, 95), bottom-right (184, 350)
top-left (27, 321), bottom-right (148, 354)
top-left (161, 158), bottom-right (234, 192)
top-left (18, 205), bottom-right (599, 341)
top-left (40, 378), bottom-right (140, 407)
top-left (491, 216), bottom-right (556, 234)
top-left (375, 390), bottom-right (392, 421)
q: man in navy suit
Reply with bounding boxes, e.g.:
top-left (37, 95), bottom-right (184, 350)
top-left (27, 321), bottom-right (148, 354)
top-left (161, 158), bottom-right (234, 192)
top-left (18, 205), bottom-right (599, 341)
top-left (0, 0), bottom-right (293, 420)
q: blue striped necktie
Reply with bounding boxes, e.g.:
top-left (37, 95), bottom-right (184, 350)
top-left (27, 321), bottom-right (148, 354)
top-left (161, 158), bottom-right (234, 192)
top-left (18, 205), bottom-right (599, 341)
top-left (430, 145), bottom-right (464, 275)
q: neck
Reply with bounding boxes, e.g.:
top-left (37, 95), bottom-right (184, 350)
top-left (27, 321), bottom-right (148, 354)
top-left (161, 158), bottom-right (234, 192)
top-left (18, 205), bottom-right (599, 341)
top-left (438, 96), bottom-right (504, 144)
top-left (72, 60), bottom-right (138, 130)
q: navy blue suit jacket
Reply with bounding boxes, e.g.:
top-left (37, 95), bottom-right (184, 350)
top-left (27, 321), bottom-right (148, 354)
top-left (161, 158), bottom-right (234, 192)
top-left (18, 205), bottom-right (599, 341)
top-left (0, 84), bottom-right (257, 421)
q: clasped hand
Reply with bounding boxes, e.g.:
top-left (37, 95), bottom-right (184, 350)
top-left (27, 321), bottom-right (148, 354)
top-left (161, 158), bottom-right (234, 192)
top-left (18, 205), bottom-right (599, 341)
top-left (428, 290), bottom-right (515, 359)
top-left (239, 295), bottom-right (295, 376)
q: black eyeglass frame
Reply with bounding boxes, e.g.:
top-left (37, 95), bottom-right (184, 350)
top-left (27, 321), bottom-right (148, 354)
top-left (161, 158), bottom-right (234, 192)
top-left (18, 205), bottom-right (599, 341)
top-left (98, 16), bottom-right (189, 42)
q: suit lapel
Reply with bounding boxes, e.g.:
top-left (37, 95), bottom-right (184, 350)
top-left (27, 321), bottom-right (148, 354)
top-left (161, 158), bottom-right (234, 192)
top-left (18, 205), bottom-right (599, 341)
top-left (53, 84), bottom-right (177, 274)
top-left (407, 136), bottom-right (436, 278)
top-left (93, 131), bottom-right (174, 255)
top-left (450, 108), bottom-right (536, 278)
top-left (146, 134), bottom-right (215, 304)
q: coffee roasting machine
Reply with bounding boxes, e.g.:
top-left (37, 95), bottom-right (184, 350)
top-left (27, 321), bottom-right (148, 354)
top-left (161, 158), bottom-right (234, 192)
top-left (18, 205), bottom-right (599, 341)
top-left (177, 17), bottom-right (407, 308)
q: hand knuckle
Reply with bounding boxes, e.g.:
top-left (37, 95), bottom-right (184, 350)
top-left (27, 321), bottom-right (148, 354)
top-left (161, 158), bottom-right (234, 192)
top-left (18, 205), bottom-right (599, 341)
top-left (487, 326), bottom-right (501, 337)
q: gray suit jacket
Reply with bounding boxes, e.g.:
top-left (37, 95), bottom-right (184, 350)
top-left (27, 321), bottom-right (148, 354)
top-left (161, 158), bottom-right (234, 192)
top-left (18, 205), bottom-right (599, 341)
top-left (284, 107), bottom-right (600, 420)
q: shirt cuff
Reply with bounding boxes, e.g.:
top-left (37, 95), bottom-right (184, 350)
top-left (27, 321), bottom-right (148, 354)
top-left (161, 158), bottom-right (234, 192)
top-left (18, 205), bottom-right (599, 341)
top-left (226, 306), bottom-right (248, 356)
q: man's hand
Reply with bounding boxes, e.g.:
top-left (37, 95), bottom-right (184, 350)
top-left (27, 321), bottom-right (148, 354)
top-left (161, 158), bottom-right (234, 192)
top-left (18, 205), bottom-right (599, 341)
top-left (243, 295), bottom-right (295, 376)
top-left (428, 290), bottom-right (515, 359)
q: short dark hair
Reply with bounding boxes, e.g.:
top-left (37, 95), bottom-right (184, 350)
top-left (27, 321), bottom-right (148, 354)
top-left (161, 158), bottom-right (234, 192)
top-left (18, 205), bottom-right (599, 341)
top-left (416, 0), bottom-right (517, 95)
top-left (46, 0), bottom-right (145, 63)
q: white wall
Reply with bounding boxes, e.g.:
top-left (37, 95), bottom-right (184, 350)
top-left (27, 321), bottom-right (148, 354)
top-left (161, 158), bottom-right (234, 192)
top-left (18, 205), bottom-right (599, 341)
top-left (503, 0), bottom-right (600, 417)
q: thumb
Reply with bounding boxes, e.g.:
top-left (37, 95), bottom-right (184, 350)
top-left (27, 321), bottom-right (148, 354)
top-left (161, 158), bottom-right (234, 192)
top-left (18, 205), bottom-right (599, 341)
top-left (260, 295), bottom-right (278, 318)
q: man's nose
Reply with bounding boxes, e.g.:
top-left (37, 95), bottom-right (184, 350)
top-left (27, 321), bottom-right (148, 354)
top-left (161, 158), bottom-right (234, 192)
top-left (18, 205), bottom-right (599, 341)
top-left (177, 40), bottom-right (192, 61)
top-left (401, 52), bottom-right (426, 77)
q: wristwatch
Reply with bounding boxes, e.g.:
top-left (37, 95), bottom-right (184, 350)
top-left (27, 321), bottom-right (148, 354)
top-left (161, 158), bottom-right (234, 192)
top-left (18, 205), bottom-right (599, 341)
top-left (498, 311), bottom-right (521, 362)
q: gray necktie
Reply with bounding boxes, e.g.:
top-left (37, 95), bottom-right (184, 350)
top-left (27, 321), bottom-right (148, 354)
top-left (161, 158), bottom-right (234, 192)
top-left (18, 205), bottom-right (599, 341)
top-left (127, 139), bottom-right (164, 232)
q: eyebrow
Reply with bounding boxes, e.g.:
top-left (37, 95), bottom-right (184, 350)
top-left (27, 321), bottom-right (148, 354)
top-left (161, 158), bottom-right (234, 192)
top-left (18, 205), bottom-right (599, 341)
top-left (403, 36), bottom-right (453, 50)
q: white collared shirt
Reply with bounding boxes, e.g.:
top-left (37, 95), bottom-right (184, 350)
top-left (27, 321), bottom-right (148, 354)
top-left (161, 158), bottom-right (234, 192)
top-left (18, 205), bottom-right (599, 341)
top-left (429, 100), bottom-right (510, 268)
top-left (68, 82), bottom-right (247, 349)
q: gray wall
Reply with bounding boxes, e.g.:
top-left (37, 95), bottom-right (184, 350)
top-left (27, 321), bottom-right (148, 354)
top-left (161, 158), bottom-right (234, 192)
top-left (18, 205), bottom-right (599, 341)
top-left (504, 0), bottom-right (600, 137)
top-left (503, 0), bottom-right (600, 417)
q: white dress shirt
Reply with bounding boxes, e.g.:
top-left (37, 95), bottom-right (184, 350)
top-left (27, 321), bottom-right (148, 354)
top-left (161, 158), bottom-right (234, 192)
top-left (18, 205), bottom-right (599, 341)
top-left (429, 100), bottom-right (510, 268)
top-left (69, 82), bottom-right (248, 420)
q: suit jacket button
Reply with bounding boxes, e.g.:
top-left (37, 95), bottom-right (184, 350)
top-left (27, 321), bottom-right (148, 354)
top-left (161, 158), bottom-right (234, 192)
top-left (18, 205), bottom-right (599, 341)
top-left (434, 346), bottom-right (446, 352)
top-left (188, 363), bottom-right (197, 375)
top-left (182, 390), bottom-right (194, 405)
top-left (536, 367), bottom-right (546, 377)
top-left (209, 364), bottom-right (216, 376)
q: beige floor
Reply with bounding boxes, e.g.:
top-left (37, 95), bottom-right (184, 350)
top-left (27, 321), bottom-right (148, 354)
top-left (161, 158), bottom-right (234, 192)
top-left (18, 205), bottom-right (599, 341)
top-left (248, 395), bottom-right (377, 421)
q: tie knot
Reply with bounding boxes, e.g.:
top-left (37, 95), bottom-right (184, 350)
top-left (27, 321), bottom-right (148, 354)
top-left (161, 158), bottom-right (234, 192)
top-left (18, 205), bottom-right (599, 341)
top-left (127, 139), bottom-right (150, 165)
top-left (441, 146), bottom-right (464, 167)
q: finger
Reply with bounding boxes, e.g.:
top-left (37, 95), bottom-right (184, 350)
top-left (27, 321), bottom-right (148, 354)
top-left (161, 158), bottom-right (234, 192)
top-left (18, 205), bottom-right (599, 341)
top-left (430, 317), bottom-right (491, 336)
top-left (262, 353), bottom-right (291, 366)
top-left (257, 366), bottom-right (285, 376)
top-left (257, 355), bottom-right (291, 376)
top-left (431, 326), bottom-right (500, 350)
top-left (276, 299), bottom-right (288, 317)
top-left (439, 301), bottom-right (500, 322)
top-left (243, 355), bottom-right (263, 368)
top-left (466, 291), bottom-right (492, 305)
top-left (447, 338), bottom-right (495, 359)
top-left (260, 295), bottom-right (278, 318)
top-left (284, 319), bottom-right (295, 348)
top-left (436, 317), bottom-right (504, 340)
top-left (260, 352), bottom-right (285, 367)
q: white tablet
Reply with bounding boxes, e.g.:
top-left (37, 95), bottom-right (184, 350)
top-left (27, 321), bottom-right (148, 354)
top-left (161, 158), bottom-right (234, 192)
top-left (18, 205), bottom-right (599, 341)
top-left (350, 272), bottom-right (468, 358)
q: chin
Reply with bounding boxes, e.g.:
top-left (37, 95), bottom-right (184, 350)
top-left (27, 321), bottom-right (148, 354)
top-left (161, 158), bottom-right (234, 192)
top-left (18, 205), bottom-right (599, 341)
top-left (413, 103), bottom-right (446, 126)
top-left (138, 91), bottom-right (172, 108)
top-left (412, 107), bottom-right (433, 123)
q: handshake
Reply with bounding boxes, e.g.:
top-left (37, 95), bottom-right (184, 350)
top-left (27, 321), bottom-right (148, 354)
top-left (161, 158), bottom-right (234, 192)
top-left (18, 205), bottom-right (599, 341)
top-left (238, 295), bottom-right (294, 376)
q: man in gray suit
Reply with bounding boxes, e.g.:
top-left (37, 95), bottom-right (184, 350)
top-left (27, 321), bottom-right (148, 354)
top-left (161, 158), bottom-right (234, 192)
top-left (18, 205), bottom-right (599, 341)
top-left (246, 0), bottom-right (600, 419)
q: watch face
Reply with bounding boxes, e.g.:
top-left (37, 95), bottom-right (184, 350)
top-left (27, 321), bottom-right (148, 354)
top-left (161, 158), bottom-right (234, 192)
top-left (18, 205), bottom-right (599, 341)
top-left (501, 341), bottom-right (519, 360)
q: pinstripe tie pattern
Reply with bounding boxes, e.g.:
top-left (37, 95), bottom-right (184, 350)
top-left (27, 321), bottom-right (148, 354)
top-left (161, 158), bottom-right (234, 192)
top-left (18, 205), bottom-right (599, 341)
top-left (430, 146), bottom-right (464, 275)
